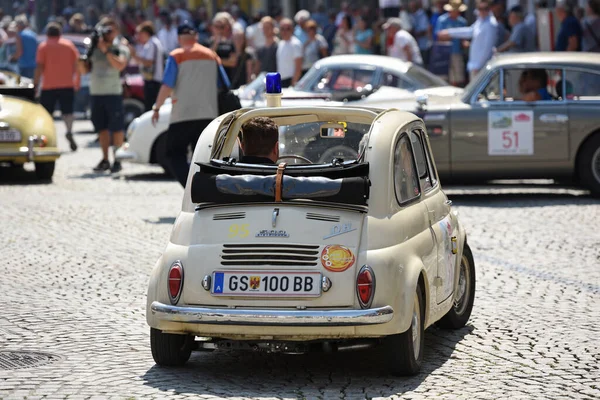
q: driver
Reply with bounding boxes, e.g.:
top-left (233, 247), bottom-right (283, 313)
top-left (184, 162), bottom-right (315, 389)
top-left (239, 117), bottom-right (279, 165)
top-left (519, 69), bottom-right (552, 102)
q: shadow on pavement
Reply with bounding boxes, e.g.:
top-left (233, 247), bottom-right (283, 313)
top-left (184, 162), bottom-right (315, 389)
top-left (141, 325), bottom-right (474, 397)
top-left (143, 217), bottom-right (176, 225)
top-left (0, 166), bottom-right (52, 185)
top-left (119, 172), bottom-right (173, 182)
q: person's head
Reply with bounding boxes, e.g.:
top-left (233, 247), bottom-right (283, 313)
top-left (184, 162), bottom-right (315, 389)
top-left (305, 19), bottom-right (318, 38)
top-left (6, 21), bottom-right (16, 37)
top-left (212, 11), bottom-right (234, 37)
top-left (408, 0), bottom-right (420, 13)
top-left (46, 22), bottom-right (62, 38)
top-left (433, 0), bottom-right (446, 12)
top-left (98, 17), bottom-right (119, 42)
top-left (588, 0), bottom-right (600, 16)
top-left (135, 21), bottom-right (154, 44)
top-left (519, 69), bottom-right (547, 92)
top-left (355, 15), bottom-right (367, 30)
top-left (382, 17), bottom-right (402, 35)
top-left (177, 22), bottom-right (197, 49)
top-left (556, 0), bottom-right (573, 21)
top-left (14, 13), bottom-right (27, 31)
top-left (475, 0), bottom-right (491, 18)
top-left (444, 0), bottom-right (468, 18)
top-left (241, 117), bottom-right (279, 162)
top-left (232, 27), bottom-right (246, 51)
top-left (261, 15), bottom-right (275, 37)
top-left (340, 14), bottom-right (353, 30)
top-left (294, 9), bottom-right (310, 28)
top-left (279, 18), bottom-right (294, 40)
top-left (508, 5), bottom-right (523, 26)
top-left (490, 0), bottom-right (505, 18)
top-left (69, 13), bottom-right (84, 28)
top-left (160, 10), bottom-right (172, 26)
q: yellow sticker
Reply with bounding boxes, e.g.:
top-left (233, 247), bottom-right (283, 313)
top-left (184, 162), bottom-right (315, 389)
top-left (228, 224), bottom-right (250, 238)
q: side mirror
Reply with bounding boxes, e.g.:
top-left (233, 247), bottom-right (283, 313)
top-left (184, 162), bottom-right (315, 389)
top-left (416, 94), bottom-right (428, 110)
top-left (320, 122), bottom-right (347, 138)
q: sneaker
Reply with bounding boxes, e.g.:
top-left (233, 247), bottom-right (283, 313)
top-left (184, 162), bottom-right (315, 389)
top-left (66, 132), bottom-right (77, 151)
top-left (93, 159), bottom-right (110, 172)
top-left (110, 161), bottom-right (122, 173)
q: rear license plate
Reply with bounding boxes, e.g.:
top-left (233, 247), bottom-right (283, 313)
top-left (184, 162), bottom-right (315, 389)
top-left (212, 271), bottom-right (321, 297)
top-left (0, 129), bottom-right (21, 142)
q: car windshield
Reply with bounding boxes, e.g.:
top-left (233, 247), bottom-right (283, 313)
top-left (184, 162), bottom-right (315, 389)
top-left (405, 65), bottom-right (447, 88)
top-left (233, 121), bottom-right (370, 165)
top-left (237, 72), bottom-right (266, 100)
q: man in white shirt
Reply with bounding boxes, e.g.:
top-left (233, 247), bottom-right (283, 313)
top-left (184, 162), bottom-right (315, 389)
top-left (438, 0), bottom-right (497, 81)
top-left (383, 18), bottom-right (423, 64)
top-left (157, 11), bottom-right (179, 54)
top-left (276, 18), bottom-right (303, 87)
top-left (129, 21), bottom-right (164, 111)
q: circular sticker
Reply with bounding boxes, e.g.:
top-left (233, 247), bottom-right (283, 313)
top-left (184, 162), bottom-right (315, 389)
top-left (321, 245), bottom-right (355, 272)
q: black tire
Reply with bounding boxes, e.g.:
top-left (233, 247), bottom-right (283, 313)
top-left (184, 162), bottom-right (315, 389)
top-left (150, 328), bottom-right (193, 367)
top-left (384, 285), bottom-right (425, 376)
top-left (577, 133), bottom-right (600, 197)
top-left (123, 99), bottom-right (144, 130)
top-left (438, 243), bottom-right (476, 329)
top-left (34, 161), bottom-right (55, 180)
top-left (152, 132), bottom-right (170, 173)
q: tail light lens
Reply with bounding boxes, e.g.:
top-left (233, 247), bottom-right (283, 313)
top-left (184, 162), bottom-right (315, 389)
top-left (168, 261), bottom-right (184, 304)
top-left (356, 265), bottom-right (375, 308)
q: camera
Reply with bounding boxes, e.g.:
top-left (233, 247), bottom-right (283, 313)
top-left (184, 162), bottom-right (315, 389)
top-left (79, 25), bottom-right (115, 67)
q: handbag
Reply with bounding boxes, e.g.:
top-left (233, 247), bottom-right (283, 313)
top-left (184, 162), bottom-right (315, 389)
top-left (217, 65), bottom-right (241, 114)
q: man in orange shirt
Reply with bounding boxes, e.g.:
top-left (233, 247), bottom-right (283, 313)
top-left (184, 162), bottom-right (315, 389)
top-left (34, 22), bottom-right (80, 151)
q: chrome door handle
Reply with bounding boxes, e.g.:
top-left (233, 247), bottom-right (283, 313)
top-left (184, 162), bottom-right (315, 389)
top-left (540, 114), bottom-right (569, 123)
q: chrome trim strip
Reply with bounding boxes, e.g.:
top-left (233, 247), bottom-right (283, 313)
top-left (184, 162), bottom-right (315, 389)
top-left (0, 150), bottom-right (61, 158)
top-left (150, 301), bottom-right (394, 326)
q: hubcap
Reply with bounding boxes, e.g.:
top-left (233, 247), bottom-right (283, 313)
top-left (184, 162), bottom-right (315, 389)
top-left (592, 146), bottom-right (600, 184)
top-left (411, 292), bottom-right (421, 360)
top-left (453, 255), bottom-right (470, 315)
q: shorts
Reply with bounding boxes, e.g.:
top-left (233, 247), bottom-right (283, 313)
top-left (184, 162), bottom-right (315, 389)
top-left (40, 88), bottom-right (75, 115)
top-left (91, 95), bottom-right (124, 132)
top-left (449, 54), bottom-right (466, 85)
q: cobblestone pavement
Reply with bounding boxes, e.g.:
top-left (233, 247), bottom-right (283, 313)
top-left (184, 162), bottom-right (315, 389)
top-left (0, 121), bottom-right (599, 399)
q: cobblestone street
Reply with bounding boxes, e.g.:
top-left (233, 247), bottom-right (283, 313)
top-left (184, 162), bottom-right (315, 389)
top-left (1, 121), bottom-right (599, 399)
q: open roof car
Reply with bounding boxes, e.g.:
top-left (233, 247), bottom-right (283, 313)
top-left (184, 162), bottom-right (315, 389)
top-left (0, 71), bottom-right (59, 180)
top-left (146, 106), bottom-right (476, 376)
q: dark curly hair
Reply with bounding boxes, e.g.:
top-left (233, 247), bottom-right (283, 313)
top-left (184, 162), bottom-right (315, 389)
top-left (241, 117), bottom-right (279, 156)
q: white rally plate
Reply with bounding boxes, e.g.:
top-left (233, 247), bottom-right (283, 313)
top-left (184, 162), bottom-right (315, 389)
top-left (212, 271), bottom-right (321, 297)
top-left (0, 129), bottom-right (21, 142)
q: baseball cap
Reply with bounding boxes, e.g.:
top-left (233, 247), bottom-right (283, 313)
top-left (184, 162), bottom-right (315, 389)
top-left (177, 21), bottom-right (196, 35)
top-left (382, 17), bottom-right (402, 30)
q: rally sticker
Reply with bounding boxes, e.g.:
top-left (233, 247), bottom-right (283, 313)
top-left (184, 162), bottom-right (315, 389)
top-left (321, 245), bottom-right (355, 272)
top-left (488, 111), bottom-right (534, 156)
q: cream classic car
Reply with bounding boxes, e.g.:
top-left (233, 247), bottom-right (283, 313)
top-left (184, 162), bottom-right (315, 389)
top-left (146, 106), bottom-right (476, 376)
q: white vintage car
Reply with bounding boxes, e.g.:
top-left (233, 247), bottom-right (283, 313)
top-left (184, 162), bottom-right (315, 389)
top-left (115, 55), bottom-right (461, 172)
top-left (146, 105), bottom-right (476, 376)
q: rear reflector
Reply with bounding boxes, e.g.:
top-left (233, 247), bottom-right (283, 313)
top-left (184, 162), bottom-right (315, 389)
top-left (356, 265), bottom-right (375, 308)
top-left (168, 261), bottom-right (184, 304)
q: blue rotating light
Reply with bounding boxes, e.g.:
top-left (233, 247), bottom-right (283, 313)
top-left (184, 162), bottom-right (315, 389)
top-left (266, 72), bottom-right (281, 94)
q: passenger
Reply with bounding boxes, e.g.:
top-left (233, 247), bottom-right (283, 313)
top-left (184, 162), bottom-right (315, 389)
top-left (239, 117), bottom-right (279, 165)
top-left (519, 69), bottom-right (552, 101)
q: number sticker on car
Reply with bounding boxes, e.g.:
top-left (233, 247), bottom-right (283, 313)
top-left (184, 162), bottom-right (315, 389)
top-left (212, 271), bottom-right (321, 297)
top-left (488, 111), bottom-right (534, 155)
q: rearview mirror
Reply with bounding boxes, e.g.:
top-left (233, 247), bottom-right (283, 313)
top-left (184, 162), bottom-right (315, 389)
top-left (320, 122), bottom-right (347, 138)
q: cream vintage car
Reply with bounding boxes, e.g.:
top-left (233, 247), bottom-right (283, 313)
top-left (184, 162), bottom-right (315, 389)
top-left (146, 105), bottom-right (476, 375)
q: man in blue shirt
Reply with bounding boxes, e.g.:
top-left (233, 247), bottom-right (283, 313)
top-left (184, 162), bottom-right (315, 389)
top-left (435, 0), bottom-right (467, 86)
top-left (555, 0), bottom-right (582, 51)
top-left (12, 14), bottom-right (37, 79)
top-left (409, 0), bottom-right (432, 65)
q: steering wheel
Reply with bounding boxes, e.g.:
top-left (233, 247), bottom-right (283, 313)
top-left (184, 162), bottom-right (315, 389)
top-left (277, 155), bottom-right (313, 164)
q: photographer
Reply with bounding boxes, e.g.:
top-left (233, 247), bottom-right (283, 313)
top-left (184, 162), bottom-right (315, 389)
top-left (79, 17), bottom-right (130, 173)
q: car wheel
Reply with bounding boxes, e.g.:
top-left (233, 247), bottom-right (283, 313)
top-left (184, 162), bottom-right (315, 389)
top-left (151, 132), bottom-right (170, 174)
top-left (577, 133), bottom-right (600, 197)
top-left (34, 161), bottom-right (55, 180)
top-left (383, 285), bottom-right (425, 376)
top-left (150, 328), bottom-right (193, 367)
top-left (123, 99), bottom-right (144, 130)
top-left (438, 243), bottom-right (476, 329)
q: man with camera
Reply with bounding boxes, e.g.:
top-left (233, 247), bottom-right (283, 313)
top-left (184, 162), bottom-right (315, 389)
top-left (80, 17), bottom-right (130, 173)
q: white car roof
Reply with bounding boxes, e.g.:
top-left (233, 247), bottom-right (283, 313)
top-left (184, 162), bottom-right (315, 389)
top-left (313, 55), bottom-right (412, 74)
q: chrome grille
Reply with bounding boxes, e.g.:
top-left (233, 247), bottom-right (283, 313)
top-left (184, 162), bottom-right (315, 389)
top-left (221, 244), bottom-right (319, 266)
top-left (213, 212), bottom-right (246, 221)
top-left (306, 212), bottom-right (340, 222)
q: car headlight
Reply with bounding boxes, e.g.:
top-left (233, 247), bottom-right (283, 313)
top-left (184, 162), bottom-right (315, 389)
top-left (126, 117), bottom-right (139, 140)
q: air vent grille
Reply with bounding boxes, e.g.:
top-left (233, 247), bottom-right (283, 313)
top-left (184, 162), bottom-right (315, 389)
top-left (306, 212), bottom-right (341, 222)
top-left (221, 244), bottom-right (319, 266)
top-left (213, 212), bottom-right (246, 220)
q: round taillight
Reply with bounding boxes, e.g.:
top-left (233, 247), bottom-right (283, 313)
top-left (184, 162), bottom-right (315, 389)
top-left (356, 265), bottom-right (375, 308)
top-left (168, 262), bottom-right (184, 304)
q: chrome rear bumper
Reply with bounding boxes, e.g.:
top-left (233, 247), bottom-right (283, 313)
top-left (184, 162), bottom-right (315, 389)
top-left (0, 136), bottom-right (60, 161)
top-left (150, 301), bottom-right (394, 326)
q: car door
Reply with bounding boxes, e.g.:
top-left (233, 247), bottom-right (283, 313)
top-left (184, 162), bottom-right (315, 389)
top-left (450, 67), bottom-right (569, 178)
top-left (409, 129), bottom-right (456, 304)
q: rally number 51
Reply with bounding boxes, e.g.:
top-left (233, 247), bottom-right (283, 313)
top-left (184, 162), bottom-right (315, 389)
top-left (502, 131), bottom-right (519, 149)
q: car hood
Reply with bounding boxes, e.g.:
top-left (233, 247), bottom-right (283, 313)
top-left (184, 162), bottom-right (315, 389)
top-left (352, 86), bottom-right (464, 112)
